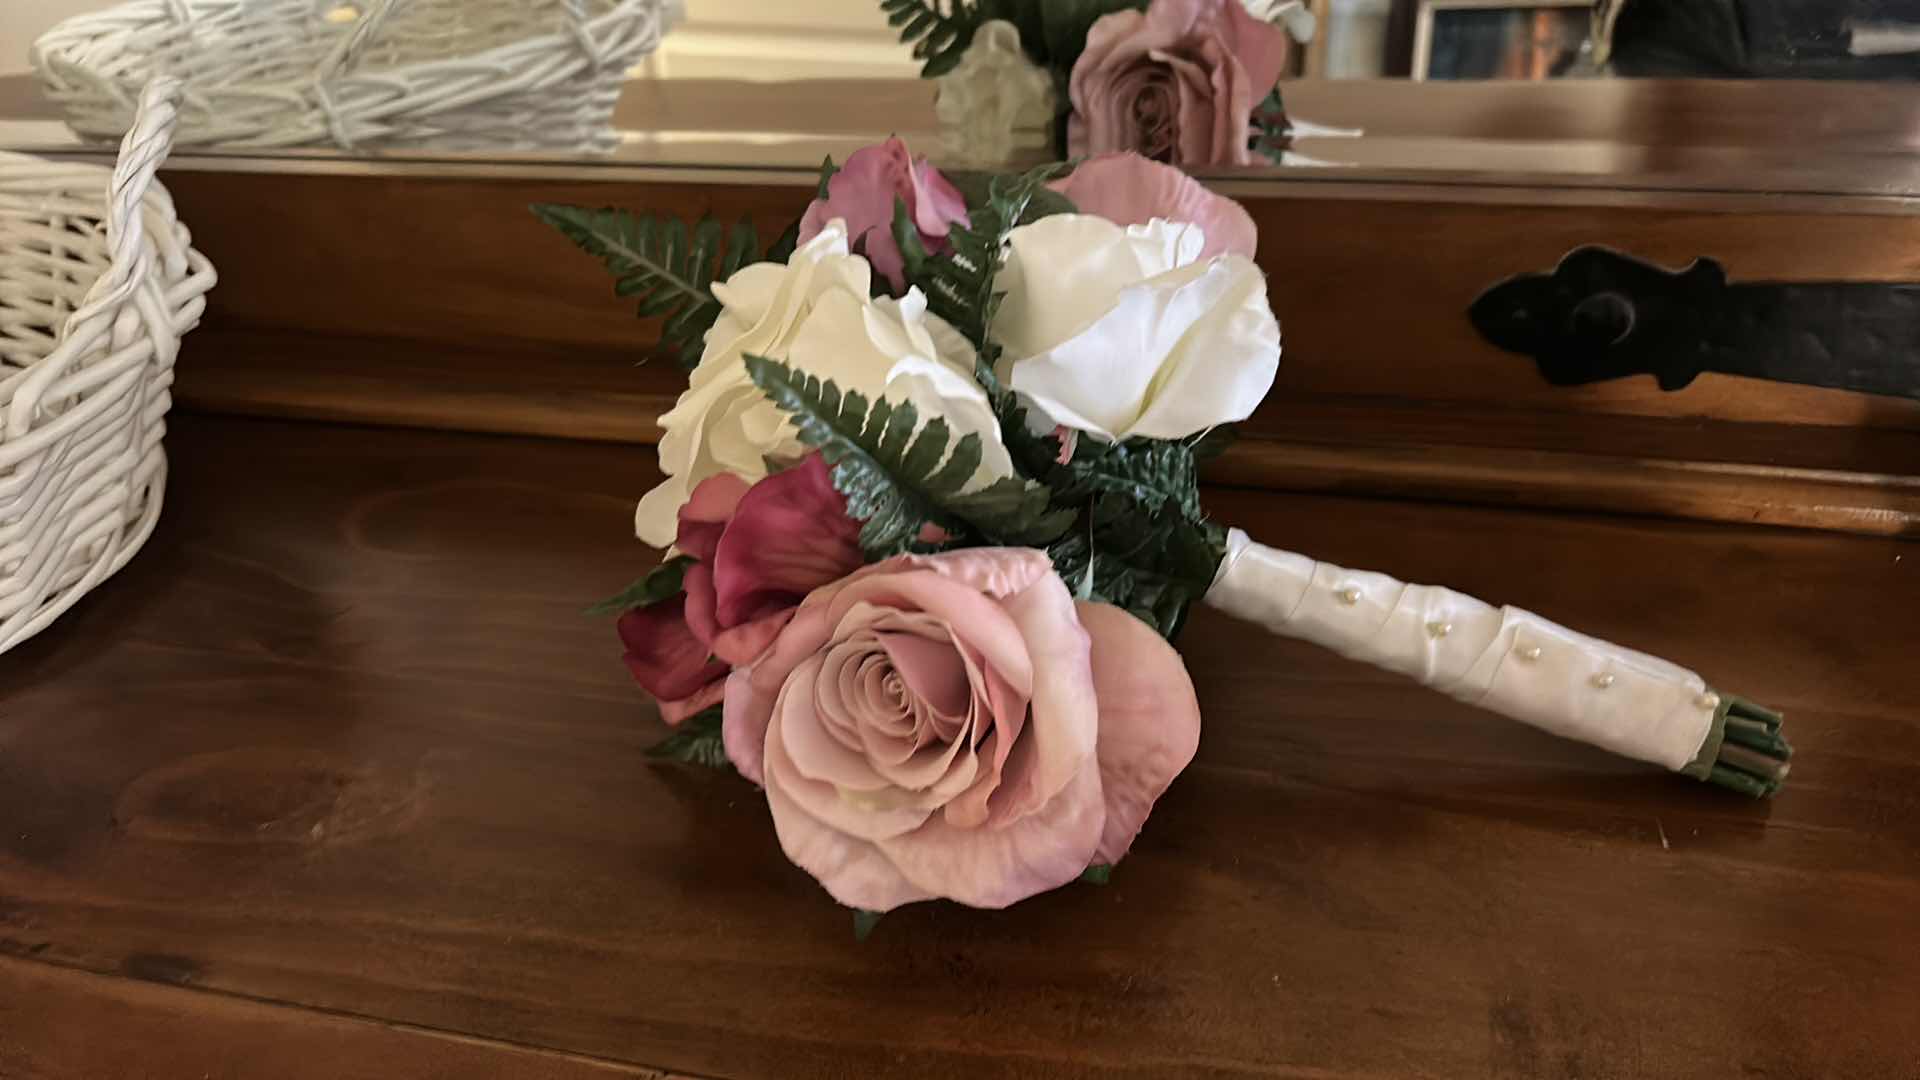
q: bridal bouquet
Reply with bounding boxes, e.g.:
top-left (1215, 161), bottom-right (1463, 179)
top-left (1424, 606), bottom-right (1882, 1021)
top-left (537, 143), bottom-right (1790, 929)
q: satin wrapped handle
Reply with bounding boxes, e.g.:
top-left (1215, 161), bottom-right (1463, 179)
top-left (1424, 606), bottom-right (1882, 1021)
top-left (1204, 528), bottom-right (1749, 778)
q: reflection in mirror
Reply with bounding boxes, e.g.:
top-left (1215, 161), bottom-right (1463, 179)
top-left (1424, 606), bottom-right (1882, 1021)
top-left (0, 0), bottom-right (1916, 197)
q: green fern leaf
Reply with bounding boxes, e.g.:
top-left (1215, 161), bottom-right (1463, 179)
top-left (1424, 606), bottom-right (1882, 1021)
top-left (746, 355), bottom-right (1072, 556)
top-left (533, 204), bottom-right (762, 370)
top-left (879, 0), bottom-right (984, 77)
top-left (645, 707), bottom-right (732, 770)
top-left (891, 161), bottom-right (1072, 392)
top-left (1053, 439), bottom-right (1203, 519)
top-left (586, 555), bottom-right (695, 616)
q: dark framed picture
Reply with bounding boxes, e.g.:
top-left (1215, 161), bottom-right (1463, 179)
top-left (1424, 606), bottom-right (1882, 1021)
top-left (1412, 0), bottom-right (1597, 80)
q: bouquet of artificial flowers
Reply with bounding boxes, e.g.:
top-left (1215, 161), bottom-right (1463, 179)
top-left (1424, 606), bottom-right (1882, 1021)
top-left (538, 142), bottom-right (1790, 927)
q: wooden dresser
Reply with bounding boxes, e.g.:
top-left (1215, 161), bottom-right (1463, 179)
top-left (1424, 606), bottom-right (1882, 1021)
top-left (2, 125), bottom-right (1917, 1078)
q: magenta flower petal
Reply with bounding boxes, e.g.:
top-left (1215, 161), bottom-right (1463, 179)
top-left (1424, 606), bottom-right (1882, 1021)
top-left (711, 455), bottom-right (865, 629)
top-left (675, 471), bottom-right (750, 563)
top-left (618, 595), bottom-right (729, 703)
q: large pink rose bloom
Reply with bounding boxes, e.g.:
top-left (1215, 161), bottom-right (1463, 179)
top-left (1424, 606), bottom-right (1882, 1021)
top-left (798, 137), bottom-right (969, 294)
top-left (1049, 151), bottom-right (1258, 260)
top-left (724, 548), bottom-right (1202, 912)
top-left (619, 455), bottom-right (865, 724)
top-left (1068, 0), bottom-right (1292, 167)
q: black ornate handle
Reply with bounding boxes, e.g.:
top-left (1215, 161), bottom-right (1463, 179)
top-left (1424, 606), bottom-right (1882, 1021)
top-left (1470, 246), bottom-right (1920, 400)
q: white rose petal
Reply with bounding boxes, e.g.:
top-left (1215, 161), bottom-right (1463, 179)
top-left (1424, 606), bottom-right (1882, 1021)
top-left (993, 215), bottom-right (1281, 443)
top-left (636, 219), bottom-right (1013, 547)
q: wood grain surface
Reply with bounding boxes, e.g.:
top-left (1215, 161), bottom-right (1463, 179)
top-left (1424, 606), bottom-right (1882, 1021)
top-left (2, 415), bottom-right (1915, 1078)
top-left (0, 955), bottom-right (678, 1079)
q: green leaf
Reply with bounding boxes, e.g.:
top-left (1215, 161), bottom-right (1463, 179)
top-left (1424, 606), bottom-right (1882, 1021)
top-left (645, 707), bottom-right (732, 770)
top-left (533, 204), bottom-right (763, 370)
top-left (813, 154), bottom-right (840, 200)
top-left (891, 161), bottom-right (1071, 393)
top-left (745, 355), bottom-right (1072, 557)
top-left (586, 555), bottom-right (695, 616)
top-left (877, 0), bottom-right (983, 77)
top-left (852, 908), bottom-right (885, 942)
top-left (1046, 498), bottom-right (1228, 640)
top-left (1251, 85), bottom-right (1293, 165)
top-left (1079, 864), bottom-right (1113, 885)
top-left (1053, 438), bottom-right (1203, 519)
top-left (1187, 424), bottom-right (1238, 463)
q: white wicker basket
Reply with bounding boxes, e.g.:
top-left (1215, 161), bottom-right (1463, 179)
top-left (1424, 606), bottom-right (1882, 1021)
top-left (31, 0), bottom-right (669, 155)
top-left (0, 79), bottom-right (215, 654)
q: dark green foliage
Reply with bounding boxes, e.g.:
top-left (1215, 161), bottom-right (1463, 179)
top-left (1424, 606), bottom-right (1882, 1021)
top-left (587, 555), bottom-right (694, 617)
top-left (852, 908), bottom-right (885, 941)
top-left (645, 707), bottom-right (731, 769)
top-left (1079, 864), bottom-right (1113, 885)
top-left (532, 204), bottom-right (764, 370)
top-left (879, 0), bottom-right (1148, 78)
top-left (1251, 85), bottom-right (1293, 165)
top-left (891, 161), bottom-right (1071, 387)
top-left (746, 356), bottom-right (1073, 558)
top-left (880, 0), bottom-right (985, 77)
top-left (1050, 438), bottom-right (1203, 520)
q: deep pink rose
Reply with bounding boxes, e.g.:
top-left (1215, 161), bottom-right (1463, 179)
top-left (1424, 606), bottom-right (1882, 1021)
top-left (1068, 0), bottom-right (1292, 167)
top-left (619, 455), bottom-right (865, 724)
top-left (798, 137), bottom-right (969, 294)
top-left (723, 548), bottom-right (1202, 912)
top-left (1049, 151), bottom-right (1258, 260)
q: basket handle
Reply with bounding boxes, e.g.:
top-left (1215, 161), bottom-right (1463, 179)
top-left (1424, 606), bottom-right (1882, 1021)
top-left (102, 78), bottom-right (182, 304)
top-left (8, 78), bottom-right (186, 439)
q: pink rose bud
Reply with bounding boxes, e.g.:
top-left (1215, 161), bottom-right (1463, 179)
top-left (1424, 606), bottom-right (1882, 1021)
top-left (797, 137), bottom-right (970, 294)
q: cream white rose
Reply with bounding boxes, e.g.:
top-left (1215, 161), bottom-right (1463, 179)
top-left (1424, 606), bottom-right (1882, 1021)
top-left (636, 220), bottom-right (1013, 548)
top-left (992, 215), bottom-right (1281, 442)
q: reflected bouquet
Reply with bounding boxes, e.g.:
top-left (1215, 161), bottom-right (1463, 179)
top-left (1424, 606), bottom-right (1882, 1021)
top-left (882, 0), bottom-right (1309, 166)
top-left (538, 144), bottom-right (1789, 928)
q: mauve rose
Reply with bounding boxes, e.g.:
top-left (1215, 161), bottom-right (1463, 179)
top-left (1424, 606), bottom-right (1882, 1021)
top-left (1068, 0), bottom-right (1292, 167)
top-left (1049, 151), bottom-right (1258, 260)
top-left (798, 137), bottom-right (969, 294)
top-left (723, 548), bottom-right (1202, 912)
top-left (620, 455), bottom-right (865, 724)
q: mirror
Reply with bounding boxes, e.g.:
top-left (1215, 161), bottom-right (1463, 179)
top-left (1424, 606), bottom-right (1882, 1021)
top-left (2, 0), bottom-right (1917, 197)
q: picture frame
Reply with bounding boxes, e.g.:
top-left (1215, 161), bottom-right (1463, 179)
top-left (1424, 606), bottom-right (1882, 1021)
top-left (1411, 0), bottom-right (1597, 81)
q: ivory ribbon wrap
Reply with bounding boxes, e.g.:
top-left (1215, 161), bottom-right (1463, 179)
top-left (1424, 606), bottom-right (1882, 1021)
top-left (1204, 529), bottom-right (1718, 771)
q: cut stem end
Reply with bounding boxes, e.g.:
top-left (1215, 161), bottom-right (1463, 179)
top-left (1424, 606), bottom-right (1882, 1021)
top-left (1684, 693), bottom-right (1791, 798)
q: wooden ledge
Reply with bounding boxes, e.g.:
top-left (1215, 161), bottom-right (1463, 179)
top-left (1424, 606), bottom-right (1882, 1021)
top-left (174, 329), bottom-right (1920, 538)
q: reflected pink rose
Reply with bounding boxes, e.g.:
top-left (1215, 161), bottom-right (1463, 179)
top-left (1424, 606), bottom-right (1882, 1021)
top-left (1068, 0), bottom-right (1291, 167)
top-left (619, 455), bottom-right (865, 724)
top-left (1049, 151), bottom-right (1258, 260)
top-left (798, 137), bottom-right (969, 294)
top-left (723, 548), bottom-right (1202, 912)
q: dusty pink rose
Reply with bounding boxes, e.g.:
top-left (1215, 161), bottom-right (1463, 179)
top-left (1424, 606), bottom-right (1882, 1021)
top-left (723, 548), bottom-right (1202, 912)
top-left (1068, 0), bottom-right (1291, 167)
top-left (619, 455), bottom-right (865, 724)
top-left (1049, 151), bottom-right (1258, 260)
top-left (798, 137), bottom-right (969, 294)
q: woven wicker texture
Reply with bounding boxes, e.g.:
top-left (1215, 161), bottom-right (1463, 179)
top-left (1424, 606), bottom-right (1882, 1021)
top-left (0, 78), bottom-right (215, 654)
top-left (32, 0), bottom-right (667, 154)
